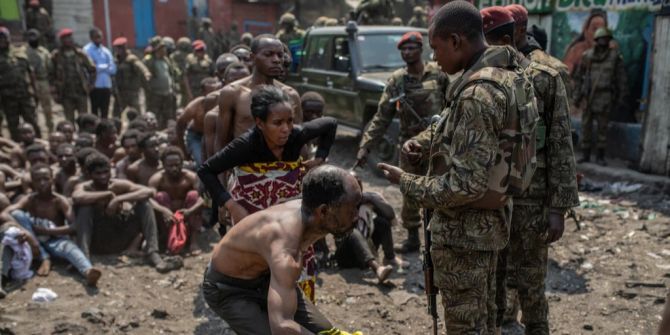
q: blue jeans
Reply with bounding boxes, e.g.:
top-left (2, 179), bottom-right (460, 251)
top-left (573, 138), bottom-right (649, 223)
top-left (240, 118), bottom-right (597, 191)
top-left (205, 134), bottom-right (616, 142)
top-left (11, 210), bottom-right (93, 275)
top-left (185, 129), bottom-right (203, 166)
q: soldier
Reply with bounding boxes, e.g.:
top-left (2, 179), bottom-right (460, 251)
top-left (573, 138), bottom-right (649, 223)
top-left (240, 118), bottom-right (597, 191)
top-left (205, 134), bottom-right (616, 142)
top-left (162, 36), bottom-right (176, 56)
top-left (112, 37), bottom-right (151, 116)
top-left (184, 40), bottom-right (214, 101)
top-left (324, 18), bottom-right (339, 27)
top-left (51, 28), bottom-right (96, 123)
top-left (171, 37), bottom-right (192, 108)
top-left (378, 2), bottom-right (538, 333)
top-left (408, 6), bottom-right (428, 28)
top-left (144, 37), bottom-right (181, 130)
top-left (356, 31), bottom-right (447, 254)
top-left (573, 27), bottom-right (627, 166)
top-left (197, 18), bottom-right (220, 60)
top-left (221, 22), bottom-right (240, 53)
top-left (276, 13), bottom-right (305, 47)
top-left (313, 16), bottom-right (329, 28)
top-left (25, 29), bottom-right (54, 133)
top-left (390, 17), bottom-right (403, 26)
top-left (25, 0), bottom-right (54, 49)
top-left (0, 27), bottom-right (41, 141)
top-left (480, 6), bottom-right (579, 335)
top-left (354, 0), bottom-right (395, 25)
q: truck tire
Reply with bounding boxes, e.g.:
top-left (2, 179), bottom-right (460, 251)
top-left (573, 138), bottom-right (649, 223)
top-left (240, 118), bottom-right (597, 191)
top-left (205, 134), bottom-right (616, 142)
top-left (364, 119), bottom-right (400, 177)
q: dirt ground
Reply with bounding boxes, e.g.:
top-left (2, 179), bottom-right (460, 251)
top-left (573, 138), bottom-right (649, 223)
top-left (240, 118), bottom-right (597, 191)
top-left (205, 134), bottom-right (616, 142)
top-left (1, 131), bottom-right (669, 335)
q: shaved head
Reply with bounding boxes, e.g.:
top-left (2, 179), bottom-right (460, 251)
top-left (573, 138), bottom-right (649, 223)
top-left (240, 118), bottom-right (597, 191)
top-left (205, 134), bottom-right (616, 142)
top-left (431, 1), bottom-right (483, 42)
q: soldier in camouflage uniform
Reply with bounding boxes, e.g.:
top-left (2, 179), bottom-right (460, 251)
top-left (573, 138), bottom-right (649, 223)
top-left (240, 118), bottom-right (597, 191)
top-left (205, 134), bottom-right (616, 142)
top-left (0, 27), bottom-right (41, 141)
top-left (198, 18), bottom-right (220, 61)
top-left (184, 40), bottom-right (214, 101)
top-left (221, 22), bottom-right (240, 53)
top-left (112, 37), bottom-right (151, 116)
top-left (25, 29), bottom-right (54, 133)
top-left (25, 0), bottom-right (54, 50)
top-left (144, 37), bottom-right (181, 130)
top-left (356, 31), bottom-right (447, 253)
top-left (354, 0), bottom-right (395, 25)
top-left (481, 6), bottom-right (580, 334)
top-left (276, 13), bottom-right (306, 47)
top-left (408, 6), bottom-right (428, 28)
top-left (378, 3), bottom-right (538, 333)
top-left (171, 37), bottom-right (192, 108)
top-left (573, 27), bottom-right (627, 166)
top-left (50, 28), bottom-right (96, 123)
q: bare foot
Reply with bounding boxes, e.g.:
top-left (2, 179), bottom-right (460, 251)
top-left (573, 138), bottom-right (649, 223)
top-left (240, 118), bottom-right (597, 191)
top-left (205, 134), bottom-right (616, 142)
top-left (376, 265), bottom-right (393, 283)
top-left (37, 259), bottom-right (51, 276)
top-left (188, 241), bottom-right (202, 256)
top-left (85, 268), bottom-right (102, 287)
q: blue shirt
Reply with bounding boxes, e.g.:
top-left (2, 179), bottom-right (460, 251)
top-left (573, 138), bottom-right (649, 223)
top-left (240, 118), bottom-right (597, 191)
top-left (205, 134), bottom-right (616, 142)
top-left (83, 42), bottom-right (116, 89)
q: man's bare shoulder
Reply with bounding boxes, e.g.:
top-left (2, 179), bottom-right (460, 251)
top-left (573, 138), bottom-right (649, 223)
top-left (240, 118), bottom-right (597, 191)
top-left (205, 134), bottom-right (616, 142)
top-left (183, 170), bottom-right (198, 183)
top-left (184, 96), bottom-right (205, 113)
top-left (275, 80), bottom-right (299, 96)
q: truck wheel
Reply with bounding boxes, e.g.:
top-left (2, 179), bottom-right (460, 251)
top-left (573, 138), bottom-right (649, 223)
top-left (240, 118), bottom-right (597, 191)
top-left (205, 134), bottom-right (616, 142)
top-left (365, 119), bottom-right (400, 177)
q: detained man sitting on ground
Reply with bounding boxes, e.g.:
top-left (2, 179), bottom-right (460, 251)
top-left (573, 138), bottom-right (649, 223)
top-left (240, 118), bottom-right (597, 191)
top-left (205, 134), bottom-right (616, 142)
top-left (126, 132), bottom-right (162, 186)
top-left (72, 153), bottom-right (180, 273)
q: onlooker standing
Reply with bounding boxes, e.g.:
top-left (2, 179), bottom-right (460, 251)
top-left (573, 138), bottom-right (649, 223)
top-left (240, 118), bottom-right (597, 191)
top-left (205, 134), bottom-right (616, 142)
top-left (184, 40), bottom-right (214, 102)
top-left (25, 0), bottom-right (54, 49)
top-left (112, 37), bottom-right (151, 116)
top-left (84, 28), bottom-right (116, 119)
top-left (144, 37), bottom-right (180, 129)
top-left (25, 29), bottom-right (54, 133)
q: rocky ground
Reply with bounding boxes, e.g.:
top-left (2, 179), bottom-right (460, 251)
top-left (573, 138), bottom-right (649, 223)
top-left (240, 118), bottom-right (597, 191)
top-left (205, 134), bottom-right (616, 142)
top-left (1, 132), bottom-right (669, 335)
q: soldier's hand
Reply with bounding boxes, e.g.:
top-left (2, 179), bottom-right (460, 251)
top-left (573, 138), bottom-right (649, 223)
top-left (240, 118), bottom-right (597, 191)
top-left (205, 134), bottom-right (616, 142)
top-left (377, 163), bottom-right (404, 184)
top-left (402, 139), bottom-right (423, 163)
top-left (355, 148), bottom-right (368, 167)
top-left (546, 211), bottom-right (565, 244)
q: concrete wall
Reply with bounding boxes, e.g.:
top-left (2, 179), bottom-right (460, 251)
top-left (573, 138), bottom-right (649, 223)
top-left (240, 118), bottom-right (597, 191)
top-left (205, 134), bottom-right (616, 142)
top-left (52, 0), bottom-right (94, 46)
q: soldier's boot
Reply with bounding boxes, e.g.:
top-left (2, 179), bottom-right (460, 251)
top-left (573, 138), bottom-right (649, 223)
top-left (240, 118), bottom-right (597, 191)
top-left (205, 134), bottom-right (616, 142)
top-left (596, 149), bottom-right (607, 166)
top-left (577, 149), bottom-right (591, 163)
top-left (394, 227), bottom-right (420, 254)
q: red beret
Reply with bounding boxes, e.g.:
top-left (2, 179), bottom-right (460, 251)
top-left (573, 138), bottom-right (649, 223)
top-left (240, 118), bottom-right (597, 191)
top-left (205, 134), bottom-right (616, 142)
top-left (397, 31), bottom-right (423, 49)
top-left (480, 7), bottom-right (515, 34)
top-left (505, 4), bottom-right (528, 24)
top-left (192, 40), bottom-right (206, 51)
top-left (58, 28), bottom-right (73, 39)
top-left (29, 0), bottom-right (40, 6)
top-left (0, 27), bottom-right (9, 38)
top-left (112, 37), bottom-right (128, 46)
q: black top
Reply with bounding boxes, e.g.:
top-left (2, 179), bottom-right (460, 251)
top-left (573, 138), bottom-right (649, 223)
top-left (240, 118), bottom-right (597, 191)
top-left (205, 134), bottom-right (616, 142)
top-left (197, 116), bottom-right (338, 208)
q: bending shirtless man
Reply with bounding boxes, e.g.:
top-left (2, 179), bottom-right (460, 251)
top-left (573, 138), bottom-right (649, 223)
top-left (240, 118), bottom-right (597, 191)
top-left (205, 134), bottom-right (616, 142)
top-left (216, 34), bottom-right (303, 153)
top-left (202, 165), bottom-right (361, 335)
top-left (175, 77), bottom-right (221, 166)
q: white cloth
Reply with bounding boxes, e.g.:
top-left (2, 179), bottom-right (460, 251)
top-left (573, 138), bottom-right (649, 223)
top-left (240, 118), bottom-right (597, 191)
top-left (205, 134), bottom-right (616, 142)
top-left (31, 287), bottom-right (58, 302)
top-left (1, 227), bottom-right (34, 280)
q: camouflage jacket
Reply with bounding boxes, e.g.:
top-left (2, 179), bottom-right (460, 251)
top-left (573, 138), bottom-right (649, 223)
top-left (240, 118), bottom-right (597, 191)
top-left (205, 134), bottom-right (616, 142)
top-left (521, 45), bottom-right (572, 100)
top-left (0, 47), bottom-right (34, 98)
top-left (170, 50), bottom-right (189, 73)
top-left (115, 53), bottom-right (151, 92)
top-left (25, 7), bottom-right (52, 36)
top-left (25, 45), bottom-right (52, 81)
top-left (400, 46), bottom-right (527, 251)
top-left (516, 52), bottom-right (580, 209)
top-left (144, 55), bottom-right (181, 95)
top-left (360, 62), bottom-right (447, 151)
top-left (50, 47), bottom-right (96, 97)
top-left (408, 16), bottom-right (427, 28)
top-left (276, 29), bottom-right (306, 46)
top-left (185, 53), bottom-right (214, 97)
top-left (573, 45), bottom-right (628, 107)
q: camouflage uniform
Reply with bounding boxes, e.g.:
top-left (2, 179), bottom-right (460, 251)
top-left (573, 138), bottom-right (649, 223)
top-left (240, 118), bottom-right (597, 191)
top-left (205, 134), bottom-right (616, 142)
top-left (401, 46), bottom-right (531, 334)
top-left (360, 62), bottom-right (447, 231)
top-left (144, 52), bottom-right (180, 129)
top-left (408, 7), bottom-right (428, 28)
top-left (573, 43), bottom-right (627, 152)
top-left (497, 52), bottom-right (579, 334)
top-left (198, 19), bottom-right (221, 61)
top-left (355, 0), bottom-right (395, 25)
top-left (0, 47), bottom-right (40, 140)
top-left (185, 53), bottom-right (214, 99)
top-left (25, 6), bottom-right (54, 49)
top-left (170, 38), bottom-right (191, 108)
top-left (26, 44), bottom-right (54, 132)
top-left (51, 47), bottom-right (96, 122)
top-left (115, 52), bottom-right (151, 114)
top-left (276, 13), bottom-right (306, 52)
top-left (520, 40), bottom-right (573, 99)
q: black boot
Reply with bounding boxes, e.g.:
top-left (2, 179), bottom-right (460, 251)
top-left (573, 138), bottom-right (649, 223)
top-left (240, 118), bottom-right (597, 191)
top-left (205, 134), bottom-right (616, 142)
top-left (394, 227), bottom-right (420, 253)
top-left (596, 149), bottom-right (607, 166)
top-left (577, 148), bottom-right (591, 163)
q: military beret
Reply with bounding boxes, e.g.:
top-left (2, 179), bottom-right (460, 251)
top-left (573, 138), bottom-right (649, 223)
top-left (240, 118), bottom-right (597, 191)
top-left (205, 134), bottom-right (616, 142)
top-left (113, 37), bottom-right (128, 46)
top-left (397, 31), bottom-right (423, 49)
top-left (480, 7), bottom-right (515, 34)
top-left (58, 28), bottom-right (74, 39)
top-left (29, 0), bottom-right (40, 6)
top-left (0, 27), bottom-right (9, 38)
top-left (505, 4), bottom-right (528, 24)
top-left (192, 40), bottom-right (206, 51)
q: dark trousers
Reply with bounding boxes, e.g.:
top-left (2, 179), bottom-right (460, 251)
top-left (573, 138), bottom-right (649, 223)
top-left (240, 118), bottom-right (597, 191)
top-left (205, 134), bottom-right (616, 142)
top-left (334, 217), bottom-right (395, 268)
top-left (202, 266), bottom-right (333, 335)
top-left (89, 88), bottom-right (111, 119)
top-left (1, 95), bottom-right (40, 141)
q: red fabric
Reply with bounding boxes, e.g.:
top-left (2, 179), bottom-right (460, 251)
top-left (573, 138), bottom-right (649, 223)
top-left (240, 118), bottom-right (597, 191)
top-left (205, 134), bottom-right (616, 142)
top-left (480, 7), bottom-right (515, 34)
top-left (167, 211), bottom-right (187, 254)
top-left (397, 31), bottom-right (423, 48)
top-left (505, 4), bottom-right (528, 25)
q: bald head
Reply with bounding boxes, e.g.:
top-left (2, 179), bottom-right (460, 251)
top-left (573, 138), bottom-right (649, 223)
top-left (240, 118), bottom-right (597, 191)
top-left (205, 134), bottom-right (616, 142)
top-left (250, 34), bottom-right (282, 54)
top-left (302, 165), bottom-right (360, 213)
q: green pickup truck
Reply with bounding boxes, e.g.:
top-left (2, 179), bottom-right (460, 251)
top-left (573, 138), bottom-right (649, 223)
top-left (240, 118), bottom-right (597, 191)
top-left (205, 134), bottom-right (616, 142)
top-left (287, 22), bottom-right (432, 167)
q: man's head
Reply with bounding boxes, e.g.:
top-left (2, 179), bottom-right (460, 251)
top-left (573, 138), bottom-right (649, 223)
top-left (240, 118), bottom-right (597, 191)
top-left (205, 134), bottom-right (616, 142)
top-left (29, 0), bottom-right (40, 8)
top-left (59, 28), bottom-right (74, 48)
top-left (56, 143), bottom-right (76, 170)
top-left (128, 118), bottom-right (149, 132)
top-left (414, 6), bottom-right (426, 18)
top-left (48, 131), bottom-right (66, 154)
top-left (201, 77), bottom-right (221, 95)
top-left (26, 29), bottom-right (40, 47)
top-left (251, 85), bottom-right (293, 148)
top-left (142, 112), bottom-right (158, 132)
top-left (75, 147), bottom-right (99, 172)
top-left (192, 39), bottom-right (206, 58)
top-left (163, 36), bottom-right (175, 54)
top-left (95, 119), bottom-right (118, 145)
top-left (150, 36), bottom-right (167, 58)
top-left (201, 17), bottom-right (212, 29)
top-left (25, 143), bottom-right (49, 166)
top-left (125, 107), bottom-right (139, 122)
top-left (138, 132), bottom-right (160, 161)
top-left (300, 91), bottom-right (325, 122)
top-left (594, 27), bottom-right (613, 48)
top-left (429, 1), bottom-right (486, 74)
top-left (397, 31), bottom-right (423, 65)
top-left (241, 33), bottom-right (254, 47)
top-left (480, 6), bottom-right (515, 47)
top-left (231, 44), bottom-right (253, 71)
top-left (250, 35), bottom-right (284, 79)
top-left (215, 53), bottom-right (240, 80)
top-left (505, 4), bottom-right (528, 48)
top-left (89, 27), bottom-right (103, 46)
top-left (75, 133), bottom-right (95, 151)
top-left (160, 146), bottom-right (184, 180)
top-left (56, 121), bottom-right (75, 143)
top-left (279, 13), bottom-right (297, 31)
top-left (77, 113), bottom-right (100, 134)
top-left (120, 129), bottom-right (141, 161)
top-left (0, 27), bottom-right (9, 50)
top-left (19, 123), bottom-right (36, 145)
top-left (177, 37), bottom-right (192, 52)
top-left (30, 163), bottom-right (53, 195)
top-left (85, 153), bottom-right (111, 188)
top-left (223, 61), bottom-right (250, 84)
top-left (113, 37), bottom-right (128, 57)
top-left (302, 165), bottom-right (362, 236)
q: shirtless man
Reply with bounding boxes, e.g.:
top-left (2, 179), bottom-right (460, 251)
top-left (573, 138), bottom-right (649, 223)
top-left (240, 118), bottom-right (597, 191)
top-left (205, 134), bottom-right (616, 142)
top-left (1, 163), bottom-right (101, 285)
top-left (54, 143), bottom-right (77, 194)
top-left (216, 35), bottom-right (303, 153)
top-left (202, 165), bottom-right (361, 335)
top-left (72, 154), bottom-right (177, 273)
top-left (126, 133), bottom-right (161, 186)
top-left (10, 123), bottom-right (48, 169)
top-left (55, 120), bottom-right (76, 144)
top-left (114, 129), bottom-right (142, 179)
top-left (176, 77), bottom-right (221, 165)
top-left (149, 146), bottom-right (204, 253)
top-left (142, 112), bottom-right (159, 133)
top-left (47, 131), bottom-right (66, 164)
top-left (94, 119), bottom-right (118, 159)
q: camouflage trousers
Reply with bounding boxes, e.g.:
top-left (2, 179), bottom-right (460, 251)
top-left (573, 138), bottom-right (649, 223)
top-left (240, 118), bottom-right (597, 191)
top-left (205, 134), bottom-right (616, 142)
top-left (146, 92), bottom-right (176, 130)
top-left (581, 100), bottom-right (610, 150)
top-left (1, 95), bottom-right (40, 141)
top-left (114, 90), bottom-right (142, 118)
top-left (61, 94), bottom-right (89, 123)
top-left (496, 204), bottom-right (549, 335)
top-left (432, 245), bottom-right (498, 335)
top-left (35, 79), bottom-right (54, 132)
top-left (399, 143), bottom-right (426, 230)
